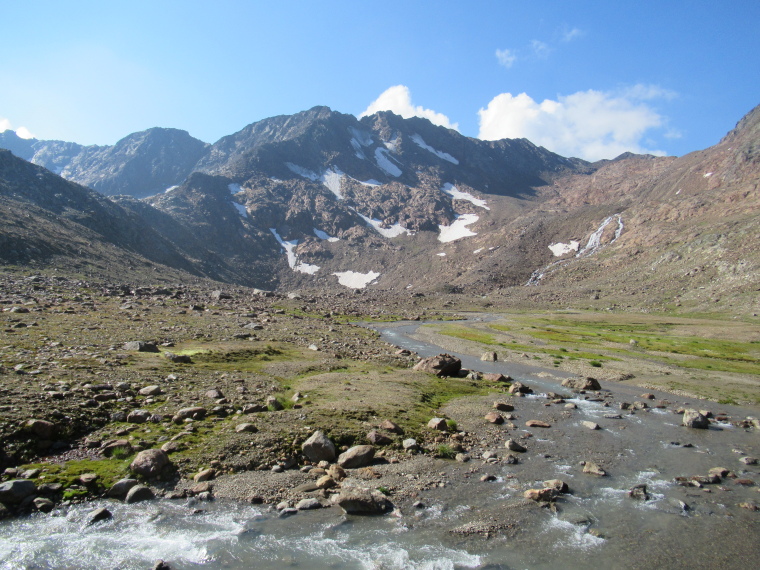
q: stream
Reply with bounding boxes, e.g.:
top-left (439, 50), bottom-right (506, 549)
top-left (1, 319), bottom-right (758, 569)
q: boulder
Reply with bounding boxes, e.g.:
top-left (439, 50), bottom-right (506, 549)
top-left (581, 421), bottom-right (601, 430)
top-left (544, 479), bottom-right (569, 493)
top-left (561, 377), bottom-right (602, 391)
top-left (628, 484), bottom-right (650, 500)
top-left (315, 475), bottom-right (337, 489)
top-left (123, 341), bottom-right (160, 353)
top-left (402, 438), bottom-right (419, 451)
top-left (483, 373), bottom-right (510, 382)
top-left (235, 423), bottom-right (257, 433)
top-left (127, 409), bottom-right (151, 424)
top-left (412, 354), bottom-right (461, 377)
top-left (296, 498), bottom-right (322, 510)
top-left (32, 497), bottom-right (55, 513)
top-left (366, 430), bottom-right (393, 445)
top-left (505, 439), bottom-right (527, 453)
top-left (172, 406), bottom-right (206, 423)
top-left (525, 420), bottom-right (551, 428)
top-left (484, 412), bottom-right (504, 424)
top-left (326, 464), bottom-right (346, 481)
top-left (493, 402), bottom-right (514, 412)
top-left (301, 430), bottom-right (337, 463)
top-left (205, 388), bottom-right (224, 400)
top-left (379, 420), bottom-right (403, 434)
top-left (582, 462), bottom-right (607, 476)
top-left (481, 352), bottom-right (498, 362)
top-left (130, 449), bottom-right (171, 478)
top-left (139, 386), bottom-right (162, 396)
top-left (524, 488), bottom-right (556, 502)
top-left (107, 478), bottom-right (139, 499)
top-left (266, 396), bottom-right (283, 411)
top-left (24, 419), bottom-right (56, 439)
top-left (508, 381), bottom-right (533, 394)
top-left (682, 409), bottom-right (710, 429)
top-left (427, 417), bottom-right (448, 430)
top-left (335, 487), bottom-right (390, 514)
top-left (101, 439), bottom-right (132, 457)
top-left (194, 469), bottom-right (215, 483)
top-left (0, 480), bottom-right (37, 504)
top-left (337, 445), bottom-right (376, 469)
top-left (164, 352), bottom-right (192, 363)
top-left (87, 507), bottom-right (113, 525)
top-left (125, 485), bottom-right (155, 504)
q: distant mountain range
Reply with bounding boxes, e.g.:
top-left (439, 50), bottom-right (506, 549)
top-left (1, 104), bottom-right (758, 313)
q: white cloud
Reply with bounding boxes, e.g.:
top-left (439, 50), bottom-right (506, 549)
top-left (478, 86), bottom-right (674, 161)
top-left (15, 126), bottom-right (35, 139)
top-left (562, 27), bottom-right (584, 42)
top-left (495, 48), bottom-right (517, 68)
top-left (359, 85), bottom-right (459, 130)
top-left (530, 40), bottom-right (551, 59)
top-left (0, 117), bottom-right (35, 139)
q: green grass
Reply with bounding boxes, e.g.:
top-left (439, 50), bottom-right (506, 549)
top-left (19, 458), bottom-right (132, 490)
top-left (435, 444), bottom-right (457, 459)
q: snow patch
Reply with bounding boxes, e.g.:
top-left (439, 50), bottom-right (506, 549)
top-left (232, 202), bottom-right (248, 218)
top-left (703, 172), bottom-right (713, 178)
top-left (313, 228), bottom-right (339, 242)
top-left (383, 134), bottom-right (400, 153)
top-left (438, 214), bottom-right (479, 243)
top-left (357, 178), bottom-right (381, 187)
top-left (441, 183), bottom-right (489, 210)
top-left (437, 252), bottom-right (446, 257)
top-left (164, 185), bottom-right (179, 194)
top-left (473, 248), bottom-right (484, 254)
top-left (549, 241), bottom-right (580, 257)
top-left (269, 228), bottom-right (320, 275)
top-left (375, 148), bottom-right (402, 177)
top-left (349, 127), bottom-right (373, 147)
top-left (320, 167), bottom-right (344, 199)
top-left (285, 162), bottom-right (320, 181)
top-left (332, 270), bottom-right (380, 289)
top-left (356, 212), bottom-right (410, 238)
top-left (228, 183), bottom-right (242, 194)
top-left (411, 134), bottom-right (459, 164)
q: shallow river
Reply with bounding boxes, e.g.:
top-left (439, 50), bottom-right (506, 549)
top-left (1, 319), bottom-right (758, 569)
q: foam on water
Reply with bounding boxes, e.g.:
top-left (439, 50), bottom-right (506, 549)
top-left (542, 516), bottom-right (605, 550)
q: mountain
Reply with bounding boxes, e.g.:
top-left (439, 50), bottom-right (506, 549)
top-left (1, 104), bottom-right (758, 314)
top-left (1, 128), bottom-right (208, 198)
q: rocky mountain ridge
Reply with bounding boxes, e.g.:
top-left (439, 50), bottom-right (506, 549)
top-left (1, 104), bottom-right (758, 314)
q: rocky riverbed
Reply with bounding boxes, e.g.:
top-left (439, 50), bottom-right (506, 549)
top-left (1, 271), bottom-right (759, 568)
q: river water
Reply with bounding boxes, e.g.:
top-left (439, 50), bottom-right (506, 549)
top-left (1, 319), bottom-right (759, 569)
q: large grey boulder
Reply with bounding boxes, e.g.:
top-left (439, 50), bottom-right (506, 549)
top-left (682, 409), bottom-right (710, 429)
top-left (0, 480), bottom-right (37, 505)
top-left (107, 478), bottom-right (139, 499)
top-left (561, 377), bottom-right (602, 391)
top-left (125, 485), bottom-right (155, 504)
top-left (129, 449), bottom-right (171, 478)
top-left (302, 430), bottom-right (337, 463)
top-left (413, 354), bottom-right (461, 377)
top-left (335, 487), bottom-right (390, 514)
top-left (337, 445), bottom-right (375, 469)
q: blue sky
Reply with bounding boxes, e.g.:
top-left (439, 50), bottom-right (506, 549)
top-left (1, 0), bottom-right (758, 160)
